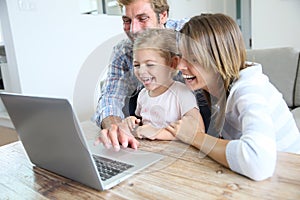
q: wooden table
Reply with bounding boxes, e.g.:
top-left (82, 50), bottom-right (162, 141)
top-left (1, 122), bottom-right (300, 199)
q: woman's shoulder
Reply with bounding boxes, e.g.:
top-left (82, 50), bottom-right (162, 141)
top-left (230, 63), bottom-right (266, 91)
top-left (229, 63), bottom-right (282, 103)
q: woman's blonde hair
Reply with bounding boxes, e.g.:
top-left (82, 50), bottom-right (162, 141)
top-left (180, 13), bottom-right (247, 90)
top-left (179, 13), bottom-right (248, 134)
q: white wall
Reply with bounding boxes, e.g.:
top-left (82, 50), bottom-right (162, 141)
top-left (168, 0), bottom-right (235, 19)
top-left (1, 0), bottom-right (300, 115)
top-left (168, 0), bottom-right (212, 19)
top-left (251, 0), bottom-right (300, 50)
top-left (0, 24), bottom-right (3, 42)
top-left (0, 0), bottom-right (123, 102)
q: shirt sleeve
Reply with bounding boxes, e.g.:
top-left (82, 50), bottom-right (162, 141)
top-left (175, 82), bottom-right (199, 116)
top-left (165, 18), bottom-right (190, 31)
top-left (93, 40), bottom-right (138, 127)
top-left (225, 87), bottom-right (277, 181)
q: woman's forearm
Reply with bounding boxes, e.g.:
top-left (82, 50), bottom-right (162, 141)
top-left (155, 128), bottom-right (177, 140)
top-left (167, 114), bottom-right (229, 168)
top-left (192, 132), bottom-right (229, 167)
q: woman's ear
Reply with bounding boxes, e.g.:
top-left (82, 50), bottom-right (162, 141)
top-left (159, 11), bottom-right (168, 25)
top-left (171, 56), bottom-right (181, 70)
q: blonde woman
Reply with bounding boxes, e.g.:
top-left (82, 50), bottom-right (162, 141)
top-left (170, 13), bottom-right (300, 181)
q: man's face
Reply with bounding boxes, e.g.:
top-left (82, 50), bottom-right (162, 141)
top-left (122, 0), bottom-right (167, 41)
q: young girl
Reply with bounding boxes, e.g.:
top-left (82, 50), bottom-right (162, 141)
top-left (169, 13), bottom-right (300, 181)
top-left (122, 28), bottom-right (204, 140)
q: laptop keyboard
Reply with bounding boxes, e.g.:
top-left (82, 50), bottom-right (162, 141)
top-left (92, 155), bottom-right (134, 181)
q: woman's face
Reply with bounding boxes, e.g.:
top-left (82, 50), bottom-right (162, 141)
top-left (177, 57), bottom-right (209, 92)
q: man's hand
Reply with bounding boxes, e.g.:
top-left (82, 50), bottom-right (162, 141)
top-left (94, 116), bottom-right (140, 151)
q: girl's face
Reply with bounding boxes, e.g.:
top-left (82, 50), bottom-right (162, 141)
top-left (177, 56), bottom-right (209, 92)
top-left (133, 49), bottom-right (174, 96)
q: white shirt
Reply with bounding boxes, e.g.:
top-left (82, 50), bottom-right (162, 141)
top-left (224, 63), bottom-right (300, 180)
top-left (136, 81), bottom-right (198, 128)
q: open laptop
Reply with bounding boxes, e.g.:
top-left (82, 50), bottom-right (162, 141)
top-left (0, 92), bottom-right (164, 191)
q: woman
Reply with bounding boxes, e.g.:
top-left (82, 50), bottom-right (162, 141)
top-left (169, 13), bottom-right (300, 181)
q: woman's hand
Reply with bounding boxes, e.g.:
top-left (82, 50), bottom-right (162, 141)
top-left (135, 124), bottom-right (159, 140)
top-left (167, 108), bottom-right (205, 145)
top-left (135, 124), bottom-right (177, 140)
top-left (167, 109), bottom-right (229, 168)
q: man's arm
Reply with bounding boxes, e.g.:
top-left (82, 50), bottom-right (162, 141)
top-left (93, 39), bottom-right (138, 128)
top-left (93, 39), bottom-right (140, 150)
top-left (165, 18), bottom-right (190, 31)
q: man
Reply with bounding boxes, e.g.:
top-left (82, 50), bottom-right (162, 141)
top-left (94, 0), bottom-right (210, 150)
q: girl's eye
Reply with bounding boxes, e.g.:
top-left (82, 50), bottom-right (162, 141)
top-left (134, 63), bottom-right (156, 68)
top-left (146, 63), bottom-right (155, 67)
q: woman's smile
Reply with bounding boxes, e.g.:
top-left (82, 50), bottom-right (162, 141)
top-left (182, 74), bottom-right (196, 80)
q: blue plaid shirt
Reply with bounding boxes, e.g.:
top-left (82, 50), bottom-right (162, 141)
top-left (94, 18), bottom-right (200, 127)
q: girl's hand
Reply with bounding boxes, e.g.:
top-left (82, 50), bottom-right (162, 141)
top-left (123, 116), bottom-right (141, 137)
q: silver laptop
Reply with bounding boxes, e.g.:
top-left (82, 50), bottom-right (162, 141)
top-left (0, 92), bottom-right (163, 191)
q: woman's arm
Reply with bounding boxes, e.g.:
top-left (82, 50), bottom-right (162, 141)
top-left (168, 90), bottom-right (278, 181)
top-left (136, 124), bottom-right (176, 140)
top-left (137, 108), bottom-right (203, 141)
top-left (191, 130), bottom-right (229, 167)
top-left (167, 112), bottom-right (229, 167)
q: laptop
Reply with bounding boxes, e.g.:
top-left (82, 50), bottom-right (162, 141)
top-left (0, 92), bottom-right (164, 191)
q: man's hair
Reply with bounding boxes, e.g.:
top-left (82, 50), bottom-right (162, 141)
top-left (117, 0), bottom-right (169, 15)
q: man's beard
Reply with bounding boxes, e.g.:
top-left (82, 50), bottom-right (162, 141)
top-left (125, 31), bottom-right (139, 42)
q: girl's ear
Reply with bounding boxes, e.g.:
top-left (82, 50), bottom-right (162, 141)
top-left (170, 56), bottom-right (180, 70)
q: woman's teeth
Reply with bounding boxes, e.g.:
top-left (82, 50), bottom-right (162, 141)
top-left (182, 74), bottom-right (195, 80)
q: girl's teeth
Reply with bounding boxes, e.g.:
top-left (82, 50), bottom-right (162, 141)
top-left (142, 78), bottom-right (151, 81)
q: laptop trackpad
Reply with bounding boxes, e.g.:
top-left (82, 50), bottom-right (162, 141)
top-left (87, 140), bottom-right (163, 167)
